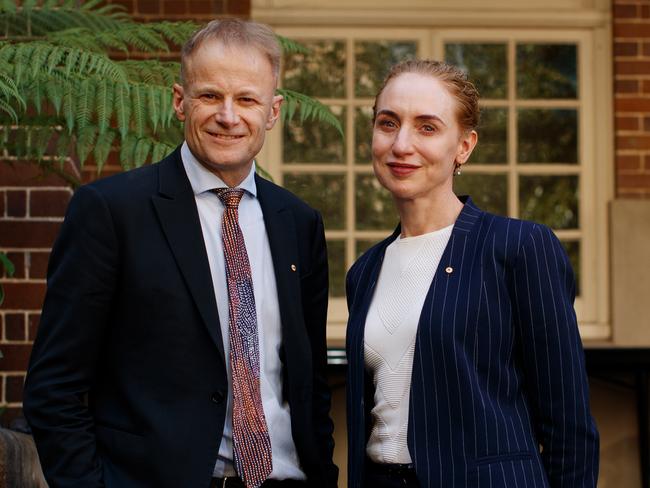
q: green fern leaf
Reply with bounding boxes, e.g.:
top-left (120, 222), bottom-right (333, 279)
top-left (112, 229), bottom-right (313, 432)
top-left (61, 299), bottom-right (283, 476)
top-left (0, 0), bottom-right (17, 14)
top-left (151, 142), bottom-right (172, 163)
top-left (131, 84), bottom-right (145, 137)
top-left (96, 78), bottom-right (113, 134)
top-left (147, 84), bottom-right (159, 132)
top-left (63, 46), bottom-right (81, 78)
top-left (76, 124), bottom-right (97, 166)
top-left (115, 82), bottom-right (131, 139)
top-left (277, 35), bottom-right (311, 55)
top-left (44, 77), bottom-right (63, 114)
top-left (133, 137), bottom-right (151, 167)
top-left (277, 88), bottom-right (343, 136)
top-left (94, 130), bottom-right (116, 174)
top-left (119, 134), bottom-right (137, 169)
top-left (0, 98), bottom-right (17, 122)
top-left (56, 130), bottom-right (72, 162)
top-left (76, 77), bottom-right (94, 131)
top-left (62, 78), bottom-right (76, 132)
top-left (33, 126), bottom-right (53, 161)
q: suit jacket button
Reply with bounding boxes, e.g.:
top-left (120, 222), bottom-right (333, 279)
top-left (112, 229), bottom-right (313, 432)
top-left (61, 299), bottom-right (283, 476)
top-left (211, 391), bottom-right (225, 404)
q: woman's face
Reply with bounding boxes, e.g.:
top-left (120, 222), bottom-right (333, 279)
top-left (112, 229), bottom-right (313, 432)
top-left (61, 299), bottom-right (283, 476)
top-left (371, 72), bottom-right (477, 203)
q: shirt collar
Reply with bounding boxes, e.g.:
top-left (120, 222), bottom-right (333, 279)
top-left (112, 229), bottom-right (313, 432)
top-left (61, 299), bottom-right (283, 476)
top-left (180, 141), bottom-right (257, 197)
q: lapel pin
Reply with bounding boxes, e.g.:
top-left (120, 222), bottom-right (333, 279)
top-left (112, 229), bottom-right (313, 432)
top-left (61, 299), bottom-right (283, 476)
top-left (445, 266), bottom-right (453, 274)
top-left (290, 264), bottom-right (297, 272)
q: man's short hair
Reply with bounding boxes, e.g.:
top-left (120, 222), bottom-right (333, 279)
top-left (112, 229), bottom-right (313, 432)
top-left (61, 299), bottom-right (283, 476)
top-left (180, 18), bottom-right (281, 84)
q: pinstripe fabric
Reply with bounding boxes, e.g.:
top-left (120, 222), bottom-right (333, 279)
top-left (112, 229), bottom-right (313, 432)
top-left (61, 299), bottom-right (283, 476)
top-left (345, 197), bottom-right (599, 488)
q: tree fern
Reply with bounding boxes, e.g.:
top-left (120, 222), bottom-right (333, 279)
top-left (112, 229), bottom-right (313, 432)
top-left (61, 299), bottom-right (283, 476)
top-left (1, 0), bottom-right (342, 187)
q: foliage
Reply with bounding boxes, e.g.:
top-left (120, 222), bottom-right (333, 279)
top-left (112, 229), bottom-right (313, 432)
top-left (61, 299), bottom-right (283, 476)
top-left (0, 0), bottom-right (342, 187)
top-left (0, 251), bottom-right (14, 309)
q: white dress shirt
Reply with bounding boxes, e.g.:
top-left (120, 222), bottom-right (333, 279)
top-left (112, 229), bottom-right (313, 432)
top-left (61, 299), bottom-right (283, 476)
top-left (181, 142), bottom-right (306, 480)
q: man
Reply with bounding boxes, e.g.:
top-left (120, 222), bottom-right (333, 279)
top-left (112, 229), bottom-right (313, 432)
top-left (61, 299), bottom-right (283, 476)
top-left (23, 19), bottom-right (338, 488)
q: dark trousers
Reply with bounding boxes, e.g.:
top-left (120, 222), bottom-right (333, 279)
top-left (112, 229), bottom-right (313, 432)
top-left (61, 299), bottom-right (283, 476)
top-left (209, 478), bottom-right (307, 488)
top-left (364, 459), bottom-right (420, 488)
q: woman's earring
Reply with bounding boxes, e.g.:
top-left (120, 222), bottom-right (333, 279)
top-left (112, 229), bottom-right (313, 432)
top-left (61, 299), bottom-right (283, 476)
top-left (454, 163), bottom-right (462, 176)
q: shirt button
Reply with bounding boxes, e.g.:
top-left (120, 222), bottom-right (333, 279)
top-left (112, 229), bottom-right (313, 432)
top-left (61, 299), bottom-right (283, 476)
top-left (211, 391), bottom-right (226, 404)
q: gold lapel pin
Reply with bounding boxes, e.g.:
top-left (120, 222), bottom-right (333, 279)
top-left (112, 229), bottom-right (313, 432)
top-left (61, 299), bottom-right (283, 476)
top-left (445, 266), bottom-right (453, 274)
top-left (290, 264), bottom-right (297, 272)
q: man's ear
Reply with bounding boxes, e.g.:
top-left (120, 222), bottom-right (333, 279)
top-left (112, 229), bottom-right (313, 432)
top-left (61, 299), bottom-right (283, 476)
top-left (172, 83), bottom-right (186, 122)
top-left (266, 93), bottom-right (284, 130)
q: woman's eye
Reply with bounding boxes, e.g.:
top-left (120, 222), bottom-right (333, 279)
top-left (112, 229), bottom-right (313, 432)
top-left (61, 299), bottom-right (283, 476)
top-left (421, 124), bottom-right (436, 133)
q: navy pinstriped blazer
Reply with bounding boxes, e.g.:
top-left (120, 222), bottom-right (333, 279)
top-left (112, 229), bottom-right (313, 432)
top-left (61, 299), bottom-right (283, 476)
top-left (345, 196), bottom-right (599, 488)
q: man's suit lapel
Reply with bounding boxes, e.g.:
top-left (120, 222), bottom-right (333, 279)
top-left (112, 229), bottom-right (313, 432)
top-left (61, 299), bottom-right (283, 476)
top-left (255, 175), bottom-right (302, 337)
top-left (151, 148), bottom-right (226, 365)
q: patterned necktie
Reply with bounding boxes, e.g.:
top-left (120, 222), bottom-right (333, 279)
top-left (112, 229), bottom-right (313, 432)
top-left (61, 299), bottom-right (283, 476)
top-left (214, 187), bottom-right (273, 488)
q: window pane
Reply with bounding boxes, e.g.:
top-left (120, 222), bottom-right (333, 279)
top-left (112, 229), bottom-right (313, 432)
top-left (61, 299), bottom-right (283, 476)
top-left (355, 41), bottom-right (417, 97)
top-left (283, 106), bottom-right (346, 163)
top-left (517, 44), bottom-right (577, 99)
top-left (517, 109), bottom-right (578, 164)
top-left (453, 173), bottom-right (508, 216)
top-left (562, 240), bottom-right (581, 297)
top-left (355, 106), bottom-right (374, 164)
top-left (356, 238), bottom-right (382, 258)
top-left (327, 239), bottom-right (346, 297)
top-left (355, 174), bottom-right (398, 230)
top-left (471, 107), bottom-right (507, 164)
top-left (445, 43), bottom-right (508, 99)
top-left (283, 173), bottom-right (346, 230)
top-left (519, 175), bottom-right (579, 229)
top-left (283, 40), bottom-right (346, 98)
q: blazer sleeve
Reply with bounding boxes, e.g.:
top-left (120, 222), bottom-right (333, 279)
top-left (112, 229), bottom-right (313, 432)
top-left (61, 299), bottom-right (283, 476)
top-left (511, 224), bottom-right (599, 487)
top-left (23, 184), bottom-right (118, 487)
top-left (301, 210), bottom-right (338, 487)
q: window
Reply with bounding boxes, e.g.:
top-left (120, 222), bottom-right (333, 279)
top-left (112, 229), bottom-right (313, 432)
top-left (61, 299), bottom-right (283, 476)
top-left (261, 26), bottom-right (610, 344)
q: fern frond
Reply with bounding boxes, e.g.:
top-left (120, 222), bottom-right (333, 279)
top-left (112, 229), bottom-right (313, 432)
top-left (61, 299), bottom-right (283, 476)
top-left (44, 76), bottom-right (63, 113)
top-left (95, 78), bottom-right (114, 134)
top-left (134, 137), bottom-right (151, 167)
top-left (131, 84), bottom-right (145, 137)
top-left (277, 35), bottom-right (311, 55)
top-left (0, 0), bottom-right (17, 14)
top-left (62, 77), bottom-right (75, 132)
top-left (76, 77), bottom-right (95, 131)
top-left (147, 84), bottom-right (160, 132)
top-left (114, 82), bottom-right (131, 139)
top-left (0, 98), bottom-right (18, 122)
top-left (277, 88), bottom-right (343, 136)
top-left (76, 124), bottom-right (97, 166)
top-left (119, 133), bottom-right (137, 169)
top-left (93, 129), bottom-right (116, 173)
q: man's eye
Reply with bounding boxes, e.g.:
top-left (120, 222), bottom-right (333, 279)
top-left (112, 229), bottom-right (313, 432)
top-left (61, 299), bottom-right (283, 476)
top-left (377, 119), bottom-right (397, 129)
top-left (239, 97), bottom-right (256, 104)
top-left (200, 94), bottom-right (217, 101)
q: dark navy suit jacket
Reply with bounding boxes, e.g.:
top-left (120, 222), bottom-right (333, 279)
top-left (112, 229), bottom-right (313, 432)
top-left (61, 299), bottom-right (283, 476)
top-left (346, 197), bottom-right (599, 488)
top-left (24, 148), bottom-right (337, 488)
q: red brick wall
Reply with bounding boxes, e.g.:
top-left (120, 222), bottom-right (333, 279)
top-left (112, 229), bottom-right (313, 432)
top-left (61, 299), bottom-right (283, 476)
top-left (0, 0), bottom-right (250, 426)
top-left (614, 0), bottom-right (650, 198)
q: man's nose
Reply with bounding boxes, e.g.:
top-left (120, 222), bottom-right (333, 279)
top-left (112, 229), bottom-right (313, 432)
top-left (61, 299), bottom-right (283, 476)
top-left (215, 100), bottom-right (239, 127)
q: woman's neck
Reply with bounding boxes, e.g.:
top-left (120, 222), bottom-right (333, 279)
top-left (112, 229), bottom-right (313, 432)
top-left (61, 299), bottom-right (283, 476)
top-left (396, 191), bottom-right (464, 238)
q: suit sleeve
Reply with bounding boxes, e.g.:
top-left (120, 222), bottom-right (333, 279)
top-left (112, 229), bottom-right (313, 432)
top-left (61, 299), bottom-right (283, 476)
top-left (23, 184), bottom-right (118, 487)
top-left (511, 224), bottom-right (599, 487)
top-left (302, 210), bottom-right (338, 487)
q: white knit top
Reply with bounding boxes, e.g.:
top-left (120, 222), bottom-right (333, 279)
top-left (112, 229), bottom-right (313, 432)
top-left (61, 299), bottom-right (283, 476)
top-left (364, 225), bottom-right (453, 464)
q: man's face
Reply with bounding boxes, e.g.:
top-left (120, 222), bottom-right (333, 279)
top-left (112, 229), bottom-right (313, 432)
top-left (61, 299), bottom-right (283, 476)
top-left (173, 41), bottom-right (283, 186)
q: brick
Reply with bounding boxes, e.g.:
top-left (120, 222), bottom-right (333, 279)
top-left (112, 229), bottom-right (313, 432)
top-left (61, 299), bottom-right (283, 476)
top-left (4, 313), bottom-right (25, 341)
top-left (163, 0), bottom-right (187, 15)
top-left (6, 190), bottom-right (26, 217)
top-left (617, 135), bottom-right (650, 150)
top-left (0, 282), bottom-right (46, 309)
top-left (188, 0), bottom-right (213, 14)
top-left (615, 60), bottom-right (650, 75)
top-left (616, 79), bottom-right (640, 93)
top-left (615, 115), bottom-right (639, 131)
top-left (27, 252), bottom-right (49, 280)
top-left (0, 162), bottom-right (68, 187)
top-left (213, 0), bottom-right (225, 13)
top-left (5, 375), bottom-right (24, 403)
top-left (614, 4), bottom-right (638, 19)
top-left (643, 5), bottom-right (650, 19)
top-left (27, 313), bottom-right (40, 341)
top-left (0, 221), bottom-right (61, 248)
top-left (614, 23), bottom-right (650, 38)
top-left (137, 0), bottom-right (160, 14)
top-left (617, 155), bottom-right (642, 170)
top-left (110, 0), bottom-right (135, 13)
top-left (617, 173), bottom-right (650, 189)
top-left (644, 154), bottom-right (650, 169)
top-left (226, 0), bottom-right (250, 16)
top-left (615, 97), bottom-right (650, 112)
top-left (0, 344), bottom-right (32, 371)
top-left (5, 252), bottom-right (25, 280)
top-left (29, 190), bottom-right (71, 218)
top-left (0, 192), bottom-right (4, 217)
top-left (615, 41), bottom-right (639, 57)
top-left (617, 190), bottom-right (647, 199)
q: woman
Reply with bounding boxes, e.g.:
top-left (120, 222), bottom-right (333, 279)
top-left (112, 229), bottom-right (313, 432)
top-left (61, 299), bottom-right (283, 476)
top-left (345, 60), bottom-right (599, 488)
